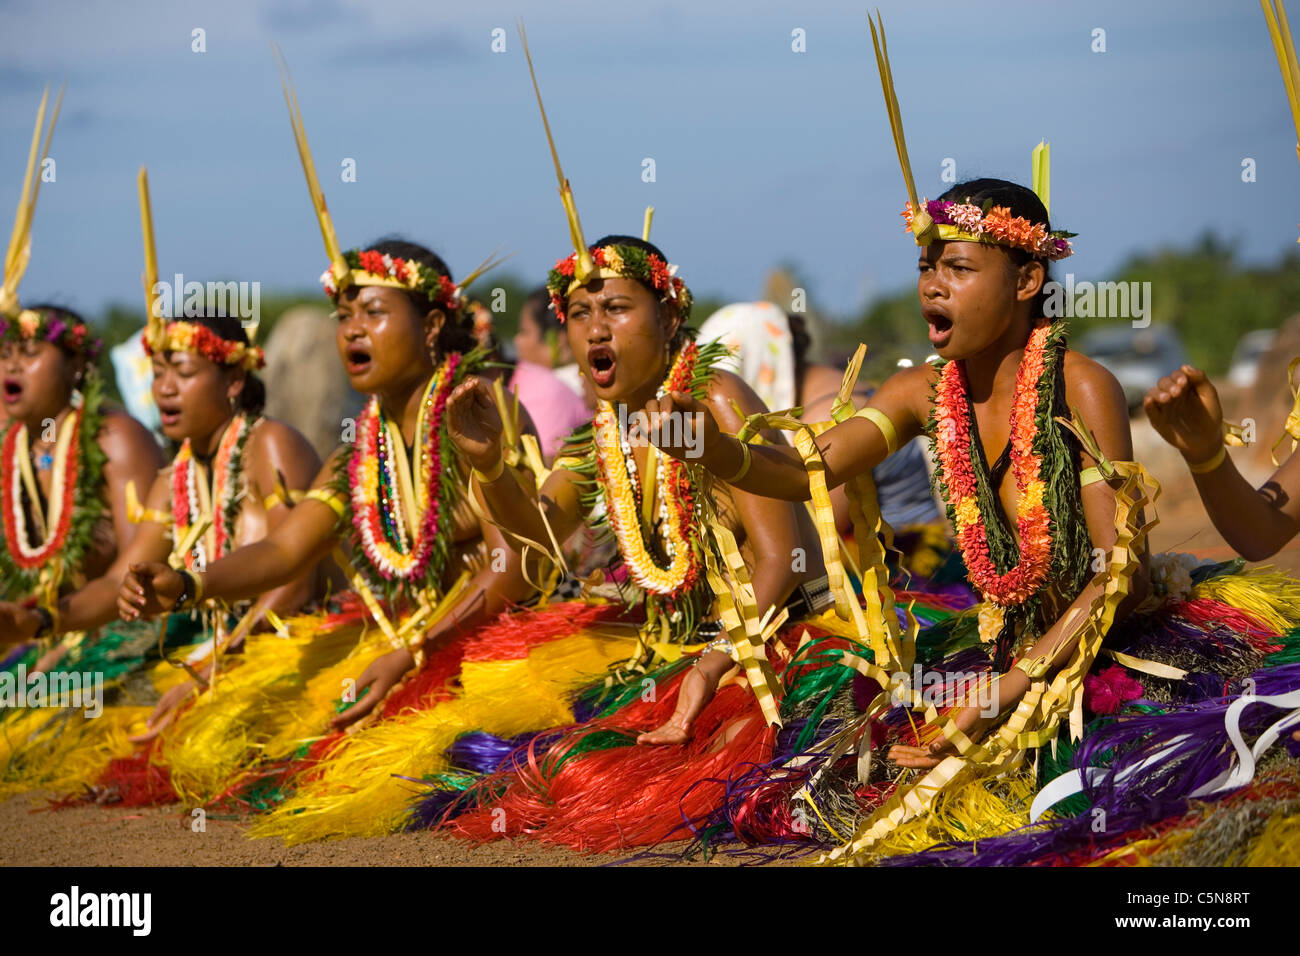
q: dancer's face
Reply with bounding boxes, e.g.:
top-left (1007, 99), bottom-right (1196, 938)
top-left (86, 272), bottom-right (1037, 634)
top-left (335, 285), bottom-right (442, 397)
top-left (0, 338), bottom-right (77, 425)
top-left (565, 277), bottom-right (679, 406)
top-left (917, 240), bottom-right (1044, 360)
top-left (151, 348), bottom-right (241, 444)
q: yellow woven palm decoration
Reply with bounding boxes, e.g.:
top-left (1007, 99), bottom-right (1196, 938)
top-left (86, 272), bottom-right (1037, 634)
top-left (1262, 0), bottom-right (1300, 239)
top-left (1, 85), bottom-right (63, 324)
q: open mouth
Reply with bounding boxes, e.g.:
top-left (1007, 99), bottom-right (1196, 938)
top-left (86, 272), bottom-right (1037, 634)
top-left (345, 345), bottom-right (372, 374)
top-left (587, 345), bottom-right (616, 388)
top-left (2, 378), bottom-right (22, 404)
top-left (924, 311), bottom-right (954, 347)
top-left (157, 403), bottom-right (182, 427)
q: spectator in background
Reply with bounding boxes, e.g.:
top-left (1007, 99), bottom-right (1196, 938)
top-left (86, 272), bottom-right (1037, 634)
top-left (513, 287), bottom-right (592, 409)
top-left (696, 301), bottom-right (942, 535)
top-left (476, 295), bottom-right (589, 465)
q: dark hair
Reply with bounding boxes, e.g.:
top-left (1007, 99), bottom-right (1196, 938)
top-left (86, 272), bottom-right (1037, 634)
top-left (192, 313), bottom-right (266, 415)
top-left (786, 310), bottom-right (812, 367)
top-left (362, 237), bottom-right (478, 357)
top-left (523, 286), bottom-right (558, 334)
top-left (935, 178), bottom-right (1054, 316)
top-left (588, 234), bottom-right (695, 347)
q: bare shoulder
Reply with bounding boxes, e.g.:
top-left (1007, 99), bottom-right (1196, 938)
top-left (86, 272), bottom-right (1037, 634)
top-left (247, 416), bottom-right (319, 463)
top-left (1062, 349), bottom-right (1132, 459)
top-left (98, 409), bottom-right (162, 465)
top-left (876, 362), bottom-right (939, 415)
top-left (1062, 350), bottom-right (1126, 411)
top-left (704, 368), bottom-right (767, 422)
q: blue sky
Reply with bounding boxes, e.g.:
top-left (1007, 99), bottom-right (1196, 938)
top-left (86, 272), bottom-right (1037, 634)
top-left (2, 0), bottom-right (1297, 323)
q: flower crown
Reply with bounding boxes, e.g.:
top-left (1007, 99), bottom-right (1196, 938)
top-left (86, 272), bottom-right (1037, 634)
top-left (904, 199), bottom-right (1075, 261)
top-left (143, 321), bottom-right (265, 371)
top-left (320, 249), bottom-right (465, 316)
top-left (546, 243), bottom-right (693, 323)
top-left (0, 308), bottom-right (102, 361)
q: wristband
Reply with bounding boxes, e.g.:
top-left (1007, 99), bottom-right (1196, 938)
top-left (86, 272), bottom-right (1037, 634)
top-left (472, 455), bottom-right (505, 484)
top-left (32, 605), bottom-right (56, 639)
top-left (852, 406), bottom-right (899, 456)
top-left (720, 438), bottom-right (752, 484)
top-left (1012, 655), bottom-right (1051, 680)
top-left (1186, 443), bottom-right (1226, 475)
top-left (175, 569), bottom-right (205, 612)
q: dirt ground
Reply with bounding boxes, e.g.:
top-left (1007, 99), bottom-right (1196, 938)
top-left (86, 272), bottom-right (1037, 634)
top-left (0, 790), bottom-right (808, 867)
top-left (2, 417), bottom-right (1295, 868)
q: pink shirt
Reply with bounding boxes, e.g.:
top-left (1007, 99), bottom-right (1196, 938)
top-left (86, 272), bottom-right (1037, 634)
top-left (510, 360), bottom-right (592, 463)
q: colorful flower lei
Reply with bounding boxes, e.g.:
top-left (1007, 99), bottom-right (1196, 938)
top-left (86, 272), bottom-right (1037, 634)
top-left (347, 353), bottom-right (461, 585)
top-left (320, 249), bottom-right (464, 315)
top-left (143, 321), bottom-right (265, 371)
top-left (546, 243), bottom-right (693, 323)
top-left (0, 375), bottom-right (107, 596)
top-left (0, 308), bottom-right (102, 361)
top-left (171, 415), bottom-right (255, 570)
top-left (903, 199), bottom-right (1075, 261)
top-left (931, 321), bottom-right (1055, 606)
top-left (591, 342), bottom-right (703, 598)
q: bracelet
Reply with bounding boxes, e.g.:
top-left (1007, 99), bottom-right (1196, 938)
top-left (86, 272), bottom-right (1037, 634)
top-left (472, 455), bottom-right (506, 484)
top-left (1011, 655), bottom-right (1051, 680)
top-left (1186, 443), bottom-right (1226, 475)
top-left (719, 438), bottom-right (752, 484)
top-left (175, 569), bottom-right (205, 612)
top-left (32, 605), bottom-right (56, 639)
top-left (852, 406), bottom-right (899, 456)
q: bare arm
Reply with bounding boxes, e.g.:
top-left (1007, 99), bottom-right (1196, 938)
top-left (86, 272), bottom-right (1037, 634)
top-left (99, 410), bottom-right (166, 551)
top-left (242, 420), bottom-right (326, 617)
top-left (652, 363), bottom-right (934, 500)
top-left (119, 451), bottom-right (343, 619)
top-left (1145, 364), bottom-right (1300, 561)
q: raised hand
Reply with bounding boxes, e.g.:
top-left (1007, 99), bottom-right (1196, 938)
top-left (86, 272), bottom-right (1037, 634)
top-left (641, 390), bottom-right (724, 468)
top-left (445, 376), bottom-right (506, 470)
top-left (1143, 364), bottom-right (1225, 465)
top-left (331, 646), bottom-right (414, 729)
top-left (118, 562), bottom-right (185, 621)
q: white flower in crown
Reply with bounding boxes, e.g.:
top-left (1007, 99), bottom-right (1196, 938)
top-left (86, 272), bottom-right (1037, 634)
top-left (665, 263), bottom-right (680, 300)
top-left (320, 270), bottom-right (337, 297)
top-left (381, 254), bottom-right (395, 274)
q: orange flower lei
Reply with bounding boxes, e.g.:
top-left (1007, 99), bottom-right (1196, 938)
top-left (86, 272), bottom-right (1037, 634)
top-left (932, 322), bottom-right (1054, 606)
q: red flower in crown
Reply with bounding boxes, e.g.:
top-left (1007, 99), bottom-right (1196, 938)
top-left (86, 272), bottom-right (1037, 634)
top-left (359, 250), bottom-right (387, 275)
top-left (647, 254), bottom-right (670, 289)
top-left (390, 256), bottom-right (409, 282)
top-left (591, 247), bottom-right (608, 267)
top-left (555, 255), bottom-right (576, 278)
top-left (436, 274), bottom-right (459, 306)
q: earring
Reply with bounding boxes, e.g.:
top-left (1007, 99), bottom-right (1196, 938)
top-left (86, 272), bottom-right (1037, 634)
top-left (70, 387), bottom-right (84, 410)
